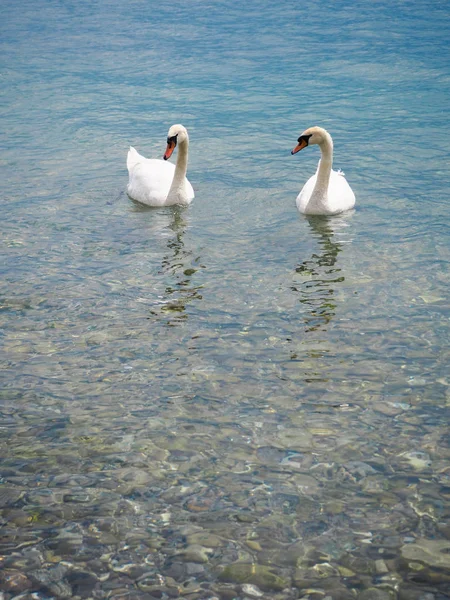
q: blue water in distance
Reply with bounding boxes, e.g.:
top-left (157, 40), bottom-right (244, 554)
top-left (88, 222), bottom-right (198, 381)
top-left (1, 0), bottom-right (450, 597)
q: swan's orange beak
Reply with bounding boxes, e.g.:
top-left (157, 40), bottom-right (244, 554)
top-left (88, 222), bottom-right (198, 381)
top-left (291, 138), bottom-right (308, 155)
top-left (164, 141), bottom-right (176, 160)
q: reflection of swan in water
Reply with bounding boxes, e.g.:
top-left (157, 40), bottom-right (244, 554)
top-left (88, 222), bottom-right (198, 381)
top-left (149, 207), bottom-right (204, 326)
top-left (291, 215), bottom-right (351, 332)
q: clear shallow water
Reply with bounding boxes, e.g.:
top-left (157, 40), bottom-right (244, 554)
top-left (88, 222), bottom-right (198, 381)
top-left (1, 1), bottom-right (450, 598)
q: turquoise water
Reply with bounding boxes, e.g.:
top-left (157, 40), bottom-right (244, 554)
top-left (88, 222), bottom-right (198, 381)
top-left (1, 1), bottom-right (450, 598)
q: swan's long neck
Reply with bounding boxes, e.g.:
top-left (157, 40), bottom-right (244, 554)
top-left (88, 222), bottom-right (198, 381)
top-left (167, 136), bottom-right (189, 201)
top-left (309, 132), bottom-right (333, 210)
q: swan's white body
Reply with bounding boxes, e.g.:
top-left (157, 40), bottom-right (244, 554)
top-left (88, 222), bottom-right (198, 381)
top-left (127, 124), bottom-right (194, 207)
top-left (292, 126), bottom-right (355, 216)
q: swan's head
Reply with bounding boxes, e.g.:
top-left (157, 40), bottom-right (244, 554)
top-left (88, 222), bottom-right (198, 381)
top-left (164, 124), bottom-right (189, 160)
top-left (291, 126), bottom-right (331, 155)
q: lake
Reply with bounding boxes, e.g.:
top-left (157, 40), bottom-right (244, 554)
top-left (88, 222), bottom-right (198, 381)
top-left (1, 0), bottom-right (450, 598)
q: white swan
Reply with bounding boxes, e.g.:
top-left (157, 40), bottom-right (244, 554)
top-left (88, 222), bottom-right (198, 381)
top-left (291, 126), bottom-right (355, 215)
top-left (127, 124), bottom-right (194, 207)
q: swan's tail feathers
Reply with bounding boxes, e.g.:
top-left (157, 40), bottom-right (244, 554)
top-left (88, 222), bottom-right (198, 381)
top-left (127, 146), bottom-right (142, 172)
top-left (336, 168), bottom-right (346, 177)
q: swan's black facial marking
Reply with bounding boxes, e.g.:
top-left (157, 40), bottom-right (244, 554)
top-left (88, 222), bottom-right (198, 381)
top-left (291, 133), bottom-right (312, 155)
top-left (297, 134), bottom-right (312, 146)
top-left (164, 134), bottom-right (178, 160)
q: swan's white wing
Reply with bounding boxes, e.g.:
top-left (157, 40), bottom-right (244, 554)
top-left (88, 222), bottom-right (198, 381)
top-left (326, 169), bottom-right (355, 214)
top-left (184, 179), bottom-right (194, 201)
top-left (296, 174), bottom-right (317, 214)
top-left (127, 146), bottom-right (146, 173)
top-left (127, 158), bottom-right (176, 206)
top-left (296, 170), bottom-right (355, 215)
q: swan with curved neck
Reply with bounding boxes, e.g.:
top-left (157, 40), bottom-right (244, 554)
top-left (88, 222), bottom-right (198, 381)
top-left (127, 124), bottom-right (194, 207)
top-left (291, 126), bottom-right (355, 215)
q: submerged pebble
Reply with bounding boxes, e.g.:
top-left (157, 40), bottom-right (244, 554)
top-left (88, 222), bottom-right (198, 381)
top-left (219, 563), bottom-right (287, 591)
top-left (0, 569), bottom-right (32, 593)
top-left (242, 582), bottom-right (264, 597)
top-left (178, 544), bottom-right (212, 563)
top-left (358, 589), bottom-right (394, 600)
top-left (401, 538), bottom-right (450, 569)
